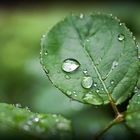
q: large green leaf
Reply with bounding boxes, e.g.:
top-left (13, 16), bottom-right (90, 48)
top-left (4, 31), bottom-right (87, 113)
top-left (40, 14), bottom-right (139, 105)
top-left (125, 91), bottom-right (140, 133)
top-left (0, 103), bottom-right (71, 139)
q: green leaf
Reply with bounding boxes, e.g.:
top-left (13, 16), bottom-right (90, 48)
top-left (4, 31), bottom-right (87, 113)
top-left (125, 91), bottom-right (140, 133)
top-left (40, 13), bottom-right (139, 105)
top-left (0, 103), bottom-right (71, 139)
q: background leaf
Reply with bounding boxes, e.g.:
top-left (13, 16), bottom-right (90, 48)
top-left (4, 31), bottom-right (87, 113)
top-left (41, 14), bottom-right (139, 105)
top-left (0, 103), bottom-right (72, 139)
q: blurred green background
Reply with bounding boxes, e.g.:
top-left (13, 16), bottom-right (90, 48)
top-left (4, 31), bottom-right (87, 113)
top-left (0, 1), bottom-right (140, 140)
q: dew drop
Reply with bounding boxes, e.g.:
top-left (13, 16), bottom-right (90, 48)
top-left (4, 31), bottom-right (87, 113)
top-left (96, 89), bottom-right (100, 93)
top-left (110, 80), bottom-right (114, 84)
top-left (80, 13), bottom-right (84, 19)
top-left (112, 61), bottom-right (118, 69)
top-left (86, 39), bottom-right (90, 42)
top-left (33, 117), bottom-right (40, 123)
top-left (15, 103), bottom-right (22, 108)
top-left (40, 51), bottom-right (42, 55)
top-left (42, 34), bottom-right (46, 38)
top-left (44, 51), bottom-right (48, 55)
top-left (83, 69), bottom-right (88, 75)
top-left (66, 90), bottom-right (72, 96)
top-left (83, 93), bottom-right (93, 100)
top-left (65, 75), bottom-right (71, 79)
top-left (81, 76), bottom-right (93, 89)
top-left (118, 34), bottom-right (125, 41)
top-left (62, 59), bottom-right (80, 73)
top-left (93, 83), bottom-right (97, 87)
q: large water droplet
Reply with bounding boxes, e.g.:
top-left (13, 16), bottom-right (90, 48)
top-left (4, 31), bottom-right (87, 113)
top-left (62, 59), bottom-right (80, 73)
top-left (81, 76), bottom-right (93, 89)
top-left (118, 34), bottom-right (125, 41)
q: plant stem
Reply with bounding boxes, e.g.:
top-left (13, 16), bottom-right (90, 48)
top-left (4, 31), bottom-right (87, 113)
top-left (94, 113), bottom-right (124, 140)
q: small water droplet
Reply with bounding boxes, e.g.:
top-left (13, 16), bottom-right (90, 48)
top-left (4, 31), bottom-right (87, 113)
top-left (83, 93), bottom-right (93, 100)
top-left (119, 23), bottom-right (122, 26)
top-left (15, 103), bottom-right (22, 108)
top-left (133, 36), bottom-right (136, 40)
top-left (33, 117), bottom-right (40, 123)
top-left (42, 34), bottom-right (46, 38)
top-left (112, 61), bottom-right (118, 69)
top-left (66, 90), bottom-right (72, 96)
top-left (96, 89), bottom-right (100, 93)
top-left (83, 69), bottom-right (88, 75)
top-left (118, 34), bottom-right (125, 41)
top-left (65, 75), bottom-right (71, 79)
top-left (40, 52), bottom-right (42, 55)
top-left (110, 80), bottom-right (114, 84)
top-left (81, 76), bottom-right (93, 89)
top-left (93, 83), bottom-right (97, 87)
top-left (62, 58), bottom-right (80, 73)
top-left (134, 86), bottom-right (138, 93)
top-left (101, 88), bottom-right (104, 91)
top-left (86, 39), bottom-right (90, 42)
top-left (80, 13), bottom-right (84, 19)
top-left (44, 51), bottom-right (48, 55)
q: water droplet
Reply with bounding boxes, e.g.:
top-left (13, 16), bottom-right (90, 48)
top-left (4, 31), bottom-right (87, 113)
top-left (62, 59), bottom-right (80, 73)
top-left (83, 69), bottom-right (88, 75)
top-left (112, 61), bottom-right (118, 69)
top-left (65, 75), bottom-right (71, 79)
top-left (96, 89), bottom-right (100, 93)
top-left (86, 39), bottom-right (90, 42)
top-left (81, 76), bottom-right (93, 89)
top-left (42, 34), bottom-right (46, 38)
top-left (110, 80), bottom-right (114, 84)
top-left (101, 88), bottom-right (104, 91)
top-left (25, 106), bottom-right (30, 112)
top-left (137, 94), bottom-right (140, 97)
top-left (133, 36), bottom-right (136, 40)
top-left (80, 13), bottom-right (84, 19)
top-left (66, 90), bottom-right (72, 96)
top-left (15, 103), bottom-right (22, 108)
top-left (134, 86), bottom-right (138, 93)
top-left (44, 51), bottom-right (48, 55)
top-left (40, 51), bottom-right (42, 55)
top-left (83, 93), bottom-right (93, 100)
top-left (93, 83), bottom-right (97, 87)
top-left (118, 34), bottom-right (125, 41)
top-left (119, 23), bottom-right (122, 26)
top-left (33, 117), bottom-right (40, 123)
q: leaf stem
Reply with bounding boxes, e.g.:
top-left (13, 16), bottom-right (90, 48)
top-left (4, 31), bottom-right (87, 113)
top-left (94, 113), bottom-right (124, 140)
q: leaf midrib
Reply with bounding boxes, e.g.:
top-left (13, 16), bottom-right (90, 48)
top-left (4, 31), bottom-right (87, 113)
top-left (70, 18), bottom-right (112, 102)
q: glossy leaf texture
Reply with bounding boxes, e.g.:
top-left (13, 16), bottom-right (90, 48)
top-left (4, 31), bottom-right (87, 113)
top-left (0, 103), bottom-right (71, 139)
top-left (40, 14), bottom-right (139, 105)
top-left (125, 91), bottom-right (140, 133)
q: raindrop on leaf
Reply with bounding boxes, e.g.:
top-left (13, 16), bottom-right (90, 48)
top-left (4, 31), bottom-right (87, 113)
top-left (62, 59), bottom-right (80, 73)
top-left (81, 76), bottom-right (93, 89)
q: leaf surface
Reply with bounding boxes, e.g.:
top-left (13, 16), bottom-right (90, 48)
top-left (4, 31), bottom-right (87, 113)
top-left (0, 103), bottom-right (71, 138)
top-left (125, 91), bottom-right (140, 133)
top-left (41, 14), bottom-right (138, 105)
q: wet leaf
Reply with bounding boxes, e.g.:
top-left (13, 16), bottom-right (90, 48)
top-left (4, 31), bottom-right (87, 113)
top-left (125, 91), bottom-right (140, 133)
top-left (0, 103), bottom-right (71, 139)
top-left (40, 14), bottom-right (139, 105)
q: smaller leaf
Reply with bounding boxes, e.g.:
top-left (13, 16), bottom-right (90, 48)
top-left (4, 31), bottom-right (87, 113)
top-left (0, 103), bottom-right (71, 139)
top-left (125, 91), bottom-right (140, 133)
